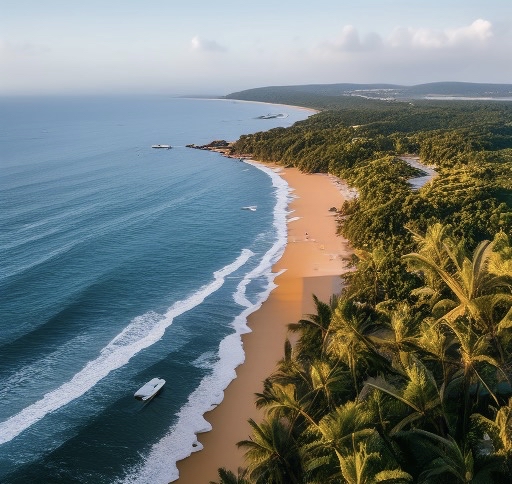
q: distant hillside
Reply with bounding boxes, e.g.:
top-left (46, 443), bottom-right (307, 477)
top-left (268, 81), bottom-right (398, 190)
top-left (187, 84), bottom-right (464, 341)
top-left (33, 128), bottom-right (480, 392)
top-left (225, 82), bottom-right (512, 109)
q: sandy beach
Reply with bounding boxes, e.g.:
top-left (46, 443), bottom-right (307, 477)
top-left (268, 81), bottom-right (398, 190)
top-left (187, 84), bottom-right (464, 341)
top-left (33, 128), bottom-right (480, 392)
top-left (176, 163), bottom-right (353, 483)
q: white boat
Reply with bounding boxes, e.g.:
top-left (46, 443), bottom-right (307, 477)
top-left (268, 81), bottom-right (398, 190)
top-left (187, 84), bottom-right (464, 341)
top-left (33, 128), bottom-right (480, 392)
top-left (242, 206), bottom-right (257, 211)
top-left (152, 144), bottom-right (172, 149)
top-left (134, 377), bottom-right (166, 401)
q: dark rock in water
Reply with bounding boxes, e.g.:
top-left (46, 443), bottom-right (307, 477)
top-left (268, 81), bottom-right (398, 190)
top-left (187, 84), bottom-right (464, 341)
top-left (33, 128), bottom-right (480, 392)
top-left (206, 140), bottom-right (230, 147)
top-left (186, 139), bottom-right (233, 153)
top-left (256, 113), bottom-right (287, 119)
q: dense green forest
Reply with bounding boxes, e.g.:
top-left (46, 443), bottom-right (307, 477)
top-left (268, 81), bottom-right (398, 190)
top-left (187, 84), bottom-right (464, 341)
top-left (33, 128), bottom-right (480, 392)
top-left (212, 94), bottom-right (512, 483)
top-left (225, 82), bottom-right (512, 109)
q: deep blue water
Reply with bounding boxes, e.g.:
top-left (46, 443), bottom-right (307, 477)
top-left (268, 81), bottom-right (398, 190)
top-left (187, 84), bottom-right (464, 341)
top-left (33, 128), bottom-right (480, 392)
top-left (0, 96), bottom-right (310, 483)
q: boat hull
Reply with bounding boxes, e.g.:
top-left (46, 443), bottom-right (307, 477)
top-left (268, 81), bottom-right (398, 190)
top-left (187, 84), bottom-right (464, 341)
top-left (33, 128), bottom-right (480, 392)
top-left (134, 377), bottom-right (166, 401)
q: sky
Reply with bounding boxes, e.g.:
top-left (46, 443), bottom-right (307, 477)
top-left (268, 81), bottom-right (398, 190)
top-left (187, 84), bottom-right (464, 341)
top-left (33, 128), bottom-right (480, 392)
top-left (1, 0), bottom-right (511, 96)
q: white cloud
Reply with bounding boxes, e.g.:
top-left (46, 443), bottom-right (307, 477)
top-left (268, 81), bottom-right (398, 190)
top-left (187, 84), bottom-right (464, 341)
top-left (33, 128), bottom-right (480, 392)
top-left (318, 19), bottom-right (495, 57)
top-left (190, 36), bottom-right (227, 53)
top-left (389, 19), bottom-right (493, 49)
top-left (446, 18), bottom-right (493, 44)
top-left (337, 25), bottom-right (362, 51)
top-left (0, 15), bottom-right (508, 95)
top-left (300, 18), bottom-right (509, 86)
top-left (318, 25), bottom-right (382, 53)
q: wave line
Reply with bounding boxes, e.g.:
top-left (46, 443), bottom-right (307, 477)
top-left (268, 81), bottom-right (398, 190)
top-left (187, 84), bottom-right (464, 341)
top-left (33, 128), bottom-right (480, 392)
top-left (0, 249), bottom-right (253, 446)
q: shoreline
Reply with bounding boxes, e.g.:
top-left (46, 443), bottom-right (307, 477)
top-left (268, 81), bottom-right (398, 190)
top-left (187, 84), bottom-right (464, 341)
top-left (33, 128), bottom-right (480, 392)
top-left (176, 160), bottom-right (353, 482)
top-left (184, 96), bottom-right (320, 115)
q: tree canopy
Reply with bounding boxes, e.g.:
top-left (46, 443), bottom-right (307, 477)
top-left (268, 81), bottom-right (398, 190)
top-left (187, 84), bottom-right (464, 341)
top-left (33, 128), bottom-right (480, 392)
top-left (213, 96), bottom-right (512, 483)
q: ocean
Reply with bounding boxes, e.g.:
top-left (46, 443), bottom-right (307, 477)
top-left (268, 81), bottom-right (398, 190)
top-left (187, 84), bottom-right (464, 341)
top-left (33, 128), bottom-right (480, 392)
top-left (0, 96), bottom-right (310, 483)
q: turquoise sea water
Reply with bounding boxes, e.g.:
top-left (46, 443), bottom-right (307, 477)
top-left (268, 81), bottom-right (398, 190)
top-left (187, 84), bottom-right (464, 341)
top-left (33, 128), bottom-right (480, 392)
top-left (0, 96), bottom-right (310, 483)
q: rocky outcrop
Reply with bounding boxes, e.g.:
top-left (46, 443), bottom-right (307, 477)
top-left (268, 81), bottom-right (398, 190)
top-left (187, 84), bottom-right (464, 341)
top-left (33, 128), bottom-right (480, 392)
top-left (186, 139), bottom-right (232, 151)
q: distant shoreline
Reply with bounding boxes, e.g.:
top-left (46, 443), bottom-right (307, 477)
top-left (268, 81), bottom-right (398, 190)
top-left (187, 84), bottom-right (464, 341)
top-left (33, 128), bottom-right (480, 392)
top-left (182, 95), bottom-right (320, 114)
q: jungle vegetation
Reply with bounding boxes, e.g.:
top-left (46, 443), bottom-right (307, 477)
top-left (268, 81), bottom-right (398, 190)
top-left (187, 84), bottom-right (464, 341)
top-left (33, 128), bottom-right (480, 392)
top-left (212, 94), bottom-right (512, 483)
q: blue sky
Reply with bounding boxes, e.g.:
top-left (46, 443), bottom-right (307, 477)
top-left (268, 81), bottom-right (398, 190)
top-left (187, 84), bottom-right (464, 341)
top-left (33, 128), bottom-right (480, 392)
top-left (1, 0), bottom-right (511, 95)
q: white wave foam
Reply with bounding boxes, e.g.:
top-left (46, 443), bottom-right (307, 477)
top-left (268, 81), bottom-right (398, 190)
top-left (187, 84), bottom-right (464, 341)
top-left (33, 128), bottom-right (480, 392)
top-left (0, 332), bottom-right (91, 403)
top-left (233, 162), bottom-right (290, 308)
top-left (123, 161), bottom-right (293, 483)
top-left (192, 351), bottom-right (219, 370)
top-left (0, 249), bottom-right (253, 446)
top-left (124, 293), bottom-right (286, 484)
top-left (123, 328), bottom-right (245, 484)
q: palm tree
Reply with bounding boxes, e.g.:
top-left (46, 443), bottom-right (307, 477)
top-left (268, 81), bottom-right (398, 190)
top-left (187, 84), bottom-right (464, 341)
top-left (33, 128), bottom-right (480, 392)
top-left (288, 294), bottom-right (338, 361)
top-left (416, 317), bottom-right (459, 392)
top-left (326, 298), bottom-right (384, 397)
top-left (493, 398), bottom-right (512, 460)
top-left (488, 231), bottom-right (512, 280)
top-left (264, 342), bottom-right (336, 414)
top-left (255, 382), bottom-right (317, 429)
top-left (234, 225), bottom-right (511, 483)
top-left (404, 225), bottom-right (512, 443)
top-left (447, 317), bottom-right (506, 442)
top-left (471, 397), bottom-right (512, 474)
top-left (409, 429), bottom-right (504, 483)
top-left (351, 246), bottom-right (388, 305)
top-left (370, 302), bottom-right (422, 371)
top-left (403, 224), bottom-right (512, 360)
top-left (364, 354), bottom-right (449, 437)
top-left (210, 467), bottom-right (250, 484)
top-left (338, 442), bottom-right (413, 484)
top-left (256, 345), bottom-right (351, 436)
top-left (301, 400), bottom-right (380, 482)
top-left (405, 223), bottom-right (453, 306)
top-left (237, 417), bottom-right (303, 484)
top-left (308, 359), bottom-right (352, 411)
top-left (278, 338), bottom-right (298, 377)
top-left (339, 442), bottom-right (382, 484)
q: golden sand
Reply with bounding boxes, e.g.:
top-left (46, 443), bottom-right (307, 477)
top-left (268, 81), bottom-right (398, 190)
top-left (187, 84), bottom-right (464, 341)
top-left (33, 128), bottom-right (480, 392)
top-left (176, 164), bottom-right (353, 482)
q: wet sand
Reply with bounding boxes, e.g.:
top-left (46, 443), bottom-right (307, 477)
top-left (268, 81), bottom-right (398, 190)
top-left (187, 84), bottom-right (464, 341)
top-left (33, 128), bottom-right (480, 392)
top-left (176, 164), bottom-right (353, 483)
